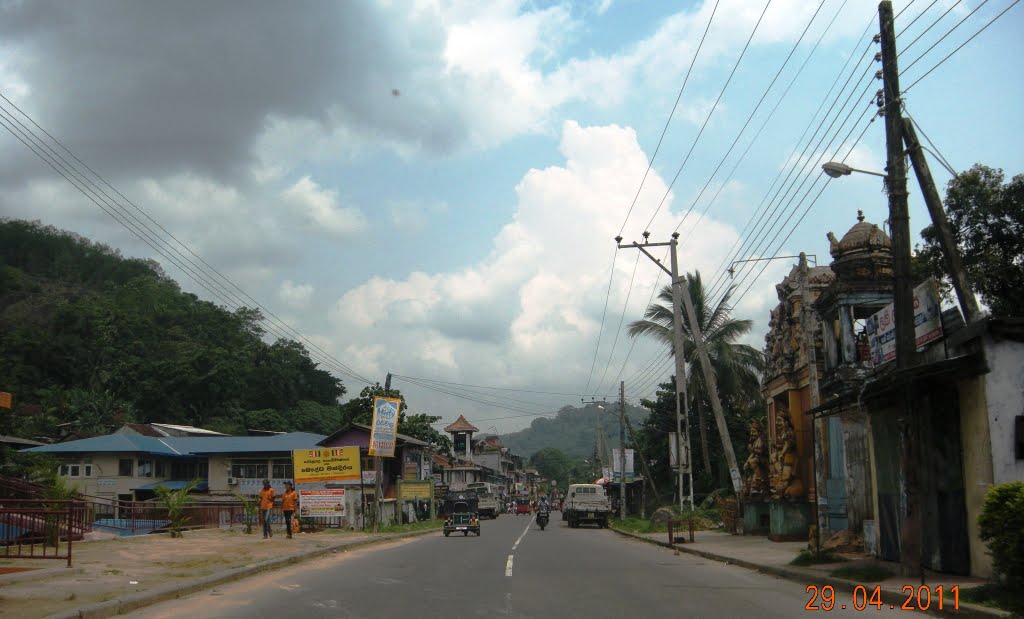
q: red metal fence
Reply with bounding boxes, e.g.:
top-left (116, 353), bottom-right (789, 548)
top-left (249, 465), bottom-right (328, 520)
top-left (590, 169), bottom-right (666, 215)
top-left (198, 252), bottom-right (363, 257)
top-left (0, 499), bottom-right (89, 567)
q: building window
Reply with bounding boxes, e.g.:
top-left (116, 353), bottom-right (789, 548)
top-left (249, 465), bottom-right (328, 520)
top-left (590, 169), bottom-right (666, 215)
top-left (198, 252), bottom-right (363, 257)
top-left (119, 459), bottom-right (133, 476)
top-left (171, 460), bottom-right (208, 480)
top-left (271, 460), bottom-right (293, 480)
top-left (231, 459), bottom-right (268, 479)
top-left (83, 464), bottom-right (93, 477)
top-left (60, 464), bottom-right (81, 477)
top-left (138, 459), bottom-right (154, 477)
top-left (155, 460), bottom-right (167, 478)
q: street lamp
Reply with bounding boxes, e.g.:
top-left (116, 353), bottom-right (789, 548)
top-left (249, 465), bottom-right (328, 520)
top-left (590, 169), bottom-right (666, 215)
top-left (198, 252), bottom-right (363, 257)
top-left (821, 161), bottom-right (888, 179)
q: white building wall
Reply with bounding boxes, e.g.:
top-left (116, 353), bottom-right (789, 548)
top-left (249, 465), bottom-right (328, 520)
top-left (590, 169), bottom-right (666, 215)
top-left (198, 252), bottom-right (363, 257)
top-left (984, 336), bottom-right (1024, 484)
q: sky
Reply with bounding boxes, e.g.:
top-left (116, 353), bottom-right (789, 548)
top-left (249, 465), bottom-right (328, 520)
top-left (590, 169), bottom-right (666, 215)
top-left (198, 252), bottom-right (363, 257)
top-left (1, 0), bottom-right (1021, 435)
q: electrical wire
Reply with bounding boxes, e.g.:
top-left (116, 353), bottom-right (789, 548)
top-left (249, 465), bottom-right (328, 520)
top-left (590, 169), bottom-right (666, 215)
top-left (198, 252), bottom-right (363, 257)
top-left (0, 93), bottom-right (374, 386)
top-left (617, 0), bottom-right (722, 237)
top-left (900, 0), bottom-right (989, 74)
top-left (897, 0), bottom-right (965, 58)
top-left (642, 0), bottom-right (775, 233)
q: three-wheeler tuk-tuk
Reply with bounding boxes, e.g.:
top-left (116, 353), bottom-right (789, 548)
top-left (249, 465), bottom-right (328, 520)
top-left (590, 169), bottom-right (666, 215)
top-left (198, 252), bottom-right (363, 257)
top-left (443, 490), bottom-right (481, 537)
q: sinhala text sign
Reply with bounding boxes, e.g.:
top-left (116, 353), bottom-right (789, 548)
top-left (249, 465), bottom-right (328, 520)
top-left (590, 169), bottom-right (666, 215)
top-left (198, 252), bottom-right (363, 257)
top-left (369, 396), bottom-right (401, 457)
top-left (298, 489), bottom-right (346, 518)
top-left (865, 279), bottom-right (944, 366)
top-left (292, 447), bottom-right (361, 484)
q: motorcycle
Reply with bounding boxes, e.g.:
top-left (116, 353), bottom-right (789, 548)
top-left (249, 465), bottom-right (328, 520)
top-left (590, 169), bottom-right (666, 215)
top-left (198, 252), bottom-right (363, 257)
top-left (536, 509), bottom-right (549, 531)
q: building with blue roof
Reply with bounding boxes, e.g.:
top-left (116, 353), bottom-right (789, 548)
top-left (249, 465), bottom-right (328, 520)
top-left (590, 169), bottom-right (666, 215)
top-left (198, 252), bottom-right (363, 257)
top-left (23, 429), bottom-right (327, 500)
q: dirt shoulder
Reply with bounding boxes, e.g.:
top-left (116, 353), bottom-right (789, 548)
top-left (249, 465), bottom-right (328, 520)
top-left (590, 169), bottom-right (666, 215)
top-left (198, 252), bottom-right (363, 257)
top-left (1, 526), bottom-right (435, 619)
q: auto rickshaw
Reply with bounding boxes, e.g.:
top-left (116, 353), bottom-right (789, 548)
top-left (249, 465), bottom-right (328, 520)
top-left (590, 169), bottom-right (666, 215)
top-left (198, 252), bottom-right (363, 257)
top-left (442, 490), bottom-right (481, 537)
top-left (515, 498), bottom-right (531, 515)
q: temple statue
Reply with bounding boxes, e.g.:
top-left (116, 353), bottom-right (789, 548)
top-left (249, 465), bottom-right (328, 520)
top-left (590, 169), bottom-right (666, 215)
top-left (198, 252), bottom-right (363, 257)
top-left (770, 413), bottom-right (805, 499)
top-left (741, 420), bottom-right (770, 499)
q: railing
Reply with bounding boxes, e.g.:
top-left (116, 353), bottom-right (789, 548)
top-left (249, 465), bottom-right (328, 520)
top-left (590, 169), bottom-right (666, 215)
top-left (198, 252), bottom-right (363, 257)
top-left (0, 499), bottom-right (89, 567)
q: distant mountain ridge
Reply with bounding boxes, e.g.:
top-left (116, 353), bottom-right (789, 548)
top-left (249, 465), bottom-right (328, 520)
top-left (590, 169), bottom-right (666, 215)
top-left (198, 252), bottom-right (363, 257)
top-left (497, 402), bottom-right (649, 460)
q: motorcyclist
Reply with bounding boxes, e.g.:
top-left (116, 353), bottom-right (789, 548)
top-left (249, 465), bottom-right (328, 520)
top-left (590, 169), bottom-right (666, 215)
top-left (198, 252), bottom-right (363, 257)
top-left (537, 495), bottom-right (551, 514)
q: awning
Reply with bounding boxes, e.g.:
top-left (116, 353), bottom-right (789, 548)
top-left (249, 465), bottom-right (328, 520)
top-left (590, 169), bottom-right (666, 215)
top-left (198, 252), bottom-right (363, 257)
top-left (132, 480), bottom-right (209, 492)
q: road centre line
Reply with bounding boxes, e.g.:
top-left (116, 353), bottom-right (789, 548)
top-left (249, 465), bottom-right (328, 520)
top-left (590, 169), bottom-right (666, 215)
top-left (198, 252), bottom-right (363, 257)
top-left (506, 516), bottom-right (535, 577)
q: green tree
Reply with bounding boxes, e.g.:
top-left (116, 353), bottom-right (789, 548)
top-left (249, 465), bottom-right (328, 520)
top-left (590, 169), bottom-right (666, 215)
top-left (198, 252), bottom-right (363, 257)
top-left (628, 272), bottom-right (764, 482)
top-left (154, 478), bottom-right (202, 538)
top-left (914, 164), bottom-right (1024, 316)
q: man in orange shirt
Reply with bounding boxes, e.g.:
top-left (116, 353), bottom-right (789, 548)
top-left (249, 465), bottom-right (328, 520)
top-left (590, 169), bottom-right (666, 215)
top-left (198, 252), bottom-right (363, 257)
top-left (259, 479), bottom-right (275, 539)
top-left (281, 481), bottom-right (298, 539)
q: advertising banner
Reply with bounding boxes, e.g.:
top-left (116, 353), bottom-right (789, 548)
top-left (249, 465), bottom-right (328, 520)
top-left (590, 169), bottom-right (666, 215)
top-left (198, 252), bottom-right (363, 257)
top-left (611, 448), bottom-right (636, 482)
top-left (298, 489), bottom-right (347, 518)
top-left (292, 447), bottom-right (361, 484)
top-left (369, 396), bottom-right (401, 457)
top-left (865, 279), bottom-right (944, 366)
top-left (399, 480), bottom-right (433, 500)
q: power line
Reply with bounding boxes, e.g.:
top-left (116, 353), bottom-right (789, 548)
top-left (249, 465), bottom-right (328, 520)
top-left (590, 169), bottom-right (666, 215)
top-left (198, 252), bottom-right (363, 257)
top-left (617, 0), bottom-right (722, 237)
top-left (897, 0), bottom-right (965, 58)
top-left (582, 246), bottom-right (618, 395)
top-left (902, 0), bottom-right (1019, 94)
top-left (643, 0), bottom-right (775, 233)
top-left (900, 0), bottom-right (989, 74)
top-left (0, 92), bottom-right (374, 386)
top-left (593, 251), bottom-right (641, 396)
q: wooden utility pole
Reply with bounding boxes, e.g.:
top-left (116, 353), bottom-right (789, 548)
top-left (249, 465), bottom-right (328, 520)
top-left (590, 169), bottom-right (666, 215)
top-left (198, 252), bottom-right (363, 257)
top-left (902, 118), bottom-right (982, 323)
top-left (879, 0), bottom-right (921, 578)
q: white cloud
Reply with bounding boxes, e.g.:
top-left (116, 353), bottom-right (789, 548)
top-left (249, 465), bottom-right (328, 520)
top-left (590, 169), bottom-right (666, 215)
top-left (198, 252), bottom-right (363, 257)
top-left (326, 121), bottom-right (742, 395)
top-left (279, 280), bottom-right (314, 311)
top-left (282, 176), bottom-right (368, 239)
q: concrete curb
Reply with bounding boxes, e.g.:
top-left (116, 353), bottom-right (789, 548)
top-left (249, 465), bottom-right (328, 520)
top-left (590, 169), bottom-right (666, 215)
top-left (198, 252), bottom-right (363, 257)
top-left (43, 527), bottom-right (442, 619)
top-left (0, 565), bottom-right (84, 584)
top-left (609, 527), bottom-right (1010, 619)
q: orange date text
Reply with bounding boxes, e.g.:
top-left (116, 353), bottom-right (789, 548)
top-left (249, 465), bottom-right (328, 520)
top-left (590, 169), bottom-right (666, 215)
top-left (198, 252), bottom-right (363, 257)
top-left (804, 584), bottom-right (959, 611)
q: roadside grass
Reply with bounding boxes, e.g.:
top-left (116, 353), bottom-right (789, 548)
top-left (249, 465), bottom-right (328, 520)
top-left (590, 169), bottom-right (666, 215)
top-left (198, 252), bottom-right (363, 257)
top-left (790, 549), bottom-right (849, 566)
top-left (377, 519), bottom-right (443, 535)
top-left (829, 564), bottom-right (893, 582)
top-left (960, 584), bottom-right (1024, 617)
top-left (611, 516), bottom-right (669, 534)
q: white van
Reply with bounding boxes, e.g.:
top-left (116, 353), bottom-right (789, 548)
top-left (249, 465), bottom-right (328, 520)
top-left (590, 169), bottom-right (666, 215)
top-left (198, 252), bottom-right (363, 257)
top-left (564, 483), bottom-right (611, 528)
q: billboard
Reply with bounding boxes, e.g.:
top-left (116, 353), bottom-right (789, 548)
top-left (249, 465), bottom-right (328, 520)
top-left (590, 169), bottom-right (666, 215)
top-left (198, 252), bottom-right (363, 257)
top-left (298, 489), bottom-right (347, 518)
top-left (611, 448), bottom-right (636, 482)
top-left (398, 480), bottom-right (433, 500)
top-left (865, 280), bottom-right (944, 366)
top-left (292, 447), bottom-right (361, 484)
top-left (369, 396), bottom-right (401, 457)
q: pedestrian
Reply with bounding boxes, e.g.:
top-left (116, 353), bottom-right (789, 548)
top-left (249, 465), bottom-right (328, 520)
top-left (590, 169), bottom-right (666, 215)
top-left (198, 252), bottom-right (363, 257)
top-left (281, 481), bottom-right (298, 539)
top-left (259, 479), bottom-right (275, 539)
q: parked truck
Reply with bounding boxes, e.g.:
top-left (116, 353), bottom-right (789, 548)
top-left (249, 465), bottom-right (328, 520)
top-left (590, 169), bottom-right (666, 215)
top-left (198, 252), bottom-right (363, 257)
top-left (563, 483), bottom-right (611, 528)
top-left (466, 482), bottom-right (500, 519)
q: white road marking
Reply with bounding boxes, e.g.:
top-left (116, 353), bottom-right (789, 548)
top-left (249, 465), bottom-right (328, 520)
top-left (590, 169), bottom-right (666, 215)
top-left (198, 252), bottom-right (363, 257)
top-left (505, 517), bottom-right (534, 577)
top-left (511, 517), bottom-right (533, 551)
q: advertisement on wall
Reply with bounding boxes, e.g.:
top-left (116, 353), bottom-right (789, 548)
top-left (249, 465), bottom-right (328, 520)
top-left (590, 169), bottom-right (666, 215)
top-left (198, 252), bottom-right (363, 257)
top-left (865, 279), bottom-right (944, 366)
top-left (369, 396), bottom-right (401, 457)
top-left (291, 447), bottom-right (361, 484)
top-left (298, 489), bottom-right (347, 518)
top-left (398, 481), bottom-right (433, 500)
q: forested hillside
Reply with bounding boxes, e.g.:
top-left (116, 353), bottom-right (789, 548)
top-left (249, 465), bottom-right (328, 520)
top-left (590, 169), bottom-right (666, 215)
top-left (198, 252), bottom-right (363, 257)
top-left (0, 219), bottom-right (349, 440)
top-left (499, 402), bottom-right (648, 461)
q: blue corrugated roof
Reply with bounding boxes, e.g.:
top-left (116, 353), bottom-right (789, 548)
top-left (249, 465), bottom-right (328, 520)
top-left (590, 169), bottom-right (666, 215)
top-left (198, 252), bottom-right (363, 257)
top-left (132, 480), bottom-right (210, 492)
top-left (22, 432), bottom-right (326, 456)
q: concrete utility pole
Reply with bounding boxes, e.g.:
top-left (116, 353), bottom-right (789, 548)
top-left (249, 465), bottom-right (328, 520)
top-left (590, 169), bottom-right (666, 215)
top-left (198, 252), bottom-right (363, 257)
top-left (619, 381), bottom-right (627, 520)
top-left (878, 0), bottom-right (921, 578)
top-left (901, 118), bottom-right (982, 324)
top-left (617, 233), bottom-right (695, 509)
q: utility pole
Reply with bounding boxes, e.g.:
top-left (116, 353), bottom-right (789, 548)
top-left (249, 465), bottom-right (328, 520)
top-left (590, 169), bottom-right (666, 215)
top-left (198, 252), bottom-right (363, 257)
top-left (619, 381), bottom-right (627, 520)
top-left (617, 232), bottom-right (694, 509)
top-left (374, 373), bottom-right (392, 534)
top-left (901, 118), bottom-right (981, 323)
top-left (879, 0), bottom-right (921, 578)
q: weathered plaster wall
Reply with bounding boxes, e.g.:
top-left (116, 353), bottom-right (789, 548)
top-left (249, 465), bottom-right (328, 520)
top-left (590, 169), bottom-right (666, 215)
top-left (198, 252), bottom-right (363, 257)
top-left (957, 375), bottom-right (994, 578)
top-left (840, 409), bottom-right (872, 531)
top-left (983, 337), bottom-right (1024, 484)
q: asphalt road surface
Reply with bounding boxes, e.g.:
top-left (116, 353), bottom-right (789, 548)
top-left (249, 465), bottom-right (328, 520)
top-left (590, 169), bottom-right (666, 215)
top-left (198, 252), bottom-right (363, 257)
top-left (127, 514), bottom-right (904, 618)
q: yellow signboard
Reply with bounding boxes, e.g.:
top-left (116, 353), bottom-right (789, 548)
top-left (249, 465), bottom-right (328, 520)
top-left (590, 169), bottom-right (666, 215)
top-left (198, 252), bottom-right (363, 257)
top-left (0, 392), bottom-right (11, 409)
top-left (292, 447), bottom-right (361, 484)
top-left (398, 480), bottom-right (433, 500)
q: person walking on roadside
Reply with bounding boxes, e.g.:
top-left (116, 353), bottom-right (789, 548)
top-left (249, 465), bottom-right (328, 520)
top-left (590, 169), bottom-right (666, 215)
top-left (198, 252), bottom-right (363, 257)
top-left (281, 481), bottom-right (298, 539)
top-left (259, 479), bottom-right (275, 539)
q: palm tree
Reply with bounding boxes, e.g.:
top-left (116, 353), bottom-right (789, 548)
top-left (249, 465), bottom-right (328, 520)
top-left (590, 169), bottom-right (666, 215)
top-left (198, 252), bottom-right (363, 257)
top-left (628, 271), bottom-right (764, 476)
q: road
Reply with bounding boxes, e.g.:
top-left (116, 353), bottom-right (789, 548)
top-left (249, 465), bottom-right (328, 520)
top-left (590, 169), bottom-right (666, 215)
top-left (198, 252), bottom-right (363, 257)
top-left (127, 514), bottom-right (902, 618)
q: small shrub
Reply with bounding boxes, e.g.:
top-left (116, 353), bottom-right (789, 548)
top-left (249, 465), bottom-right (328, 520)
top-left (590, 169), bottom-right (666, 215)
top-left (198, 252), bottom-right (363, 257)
top-left (977, 481), bottom-right (1024, 589)
top-left (232, 492), bottom-right (259, 534)
top-left (154, 479), bottom-right (200, 538)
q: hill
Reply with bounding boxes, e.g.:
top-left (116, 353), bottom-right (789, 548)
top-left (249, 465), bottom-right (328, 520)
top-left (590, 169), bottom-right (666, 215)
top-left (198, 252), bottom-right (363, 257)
top-left (498, 402), bottom-right (649, 461)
